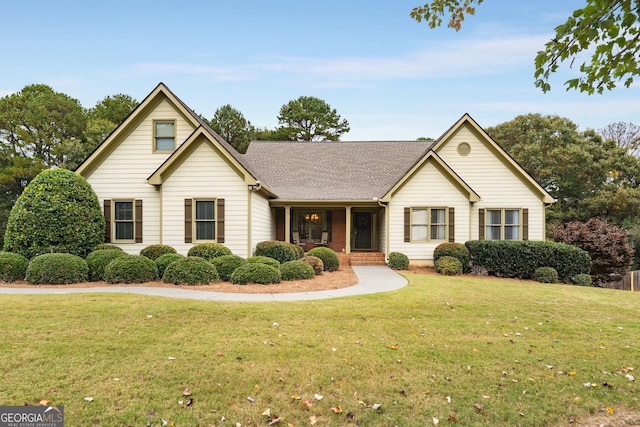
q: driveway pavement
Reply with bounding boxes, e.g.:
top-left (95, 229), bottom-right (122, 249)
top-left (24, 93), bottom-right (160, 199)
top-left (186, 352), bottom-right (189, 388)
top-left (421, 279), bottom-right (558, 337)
top-left (0, 266), bottom-right (407, 302)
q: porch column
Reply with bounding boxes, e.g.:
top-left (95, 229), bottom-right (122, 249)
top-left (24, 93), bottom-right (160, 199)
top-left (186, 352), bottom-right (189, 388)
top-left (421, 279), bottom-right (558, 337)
top-left (345, 206), bottom-right (352, 254)
top-left (285, 206), bottom-right (291, 243)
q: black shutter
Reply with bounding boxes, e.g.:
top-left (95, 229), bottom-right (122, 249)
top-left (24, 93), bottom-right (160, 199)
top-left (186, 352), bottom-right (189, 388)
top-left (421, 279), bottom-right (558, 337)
top-left (185, 199), bottom-right (192, 243)
top-left (448, 207), bottom-right (455, 242)
top-left (217, 198), bottom-right (225, 243)
top-left (103, 200), bottom-right (111, 243)
top-left (479, 208), bottom-right (485, 240)
top-left (135, 199), bottom-right (143, 243)
top-left (404, 208), bottom-right (411, 242)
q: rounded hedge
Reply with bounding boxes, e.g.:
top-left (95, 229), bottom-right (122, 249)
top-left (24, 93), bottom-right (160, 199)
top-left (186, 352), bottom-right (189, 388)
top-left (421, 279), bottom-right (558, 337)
top-left (254, 240), bottom-right (300, 264)
top-left (25, 253), bottom-right (88, 285)
top-left (93, 244), bottom-right (124, 252)
top-left (211, 255), bottom-right (247, 281)
top-left (435, 255), bottom-right (463, 276)
top-left (0, 252), bottom-right (29, 282)
top-left (571, 273), bottom-right (593, 287)
top-left (187, 243), bottom-right (232, 260)
top-left (86, 248), bottom-right (127, 281)
top-left (306, 247), bottom-right (340, 272)
top-left (162, 257), bottom-right (219, 285)
top-left (155, 253), bottom-right (186, 276)
top-left (230, 263), bottom-right (281, 285)
top-left (300, 256), bottom-right (324, 275)
top-left (280, 260), bottom-right (315, 280)
top-left (140, 244), bottom-right (177, 261)
top-left (433, 242), bottom-right (470, 273)
top-left (3, 168), bottom-right (104, 259)
top-left (534, 267), bottom-right (559, 283)
top-left (388, 252), bottom-right (409, 270)
top-left (247, 256), bottom-right (281, 268)
top-left (103, 255), bottom-right (159, 284)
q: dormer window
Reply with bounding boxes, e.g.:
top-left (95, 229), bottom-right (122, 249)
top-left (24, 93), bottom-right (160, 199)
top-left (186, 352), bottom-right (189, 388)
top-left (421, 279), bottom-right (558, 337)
top-left (154, 120), bottom-right (175, 151)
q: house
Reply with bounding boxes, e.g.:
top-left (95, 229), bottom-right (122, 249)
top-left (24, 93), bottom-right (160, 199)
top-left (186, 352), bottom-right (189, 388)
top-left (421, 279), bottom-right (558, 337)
top-left (76, 83), bottom-right (554, 266)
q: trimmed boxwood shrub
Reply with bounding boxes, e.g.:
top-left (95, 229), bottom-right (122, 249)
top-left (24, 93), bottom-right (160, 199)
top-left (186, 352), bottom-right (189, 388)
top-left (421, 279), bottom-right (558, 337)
top-left (93, 244), bottom-right (124, 252)
top-left (247, 256), bottom-right (281, 268)
top-left (254, 240), bottom-right (300, 264)
top-left (187, 243), bottom-right (232, 260)
top-left (435, 255), bottom-right (463, 275)
top-left (230, 263), bottom-right (281, 285)
top-left (306, 247), bottom-right (340, 272)
top-left (162, 257), bottom-right (219, 285)
top-left (140, 244), bottom-right (176, 261)
top-left (571, 273), bottom-right (593, 287)
top-left (25, 253), bottom-right (88, 285)
top-left (3, 168), bottom-right (104, 259)
top-left (0, 252), bottom-right (29, 282)
top-left (86, 248), bottom-right (127, 281)
top-left (534, 267), bottom-right (559, 283)
top-left (433, 243), bottom-right (471, 273)
top-left (155, 253), bottom-right (186, 276)
top-left (211, 255), bottom-right (247, 281)
top-left (300, 256), bottom-right (324, 274)
top-left (388, 252), bottom-right (409, 270)
top-left (103, 255), bottom-right (159, 284)
top-left (280, 260), bottom-right (315, 280)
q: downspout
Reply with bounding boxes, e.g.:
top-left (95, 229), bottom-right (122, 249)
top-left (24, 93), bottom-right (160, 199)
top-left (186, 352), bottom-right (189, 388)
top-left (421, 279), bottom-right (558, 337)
top-left (376, 198), bottom-right (389, 262)
top-left (248, 181), bottom-right (262, 258)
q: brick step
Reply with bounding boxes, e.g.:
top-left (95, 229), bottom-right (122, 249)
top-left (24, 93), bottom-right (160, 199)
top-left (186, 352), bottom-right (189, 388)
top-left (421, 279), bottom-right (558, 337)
top-left (349, 252), bottom-right (387, 266)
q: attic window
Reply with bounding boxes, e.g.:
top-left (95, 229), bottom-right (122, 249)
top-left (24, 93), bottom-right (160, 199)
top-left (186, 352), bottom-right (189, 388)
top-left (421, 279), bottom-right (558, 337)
top-left (457, 142), bottom-right (471, 156)
top-left (154, 120), bottom-right (175, 151)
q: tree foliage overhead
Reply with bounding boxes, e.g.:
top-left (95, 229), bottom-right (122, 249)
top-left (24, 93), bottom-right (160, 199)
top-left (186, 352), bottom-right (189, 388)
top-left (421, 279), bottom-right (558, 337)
top-left (277, 96), bottom-right (350, 141)
top-left (411, 0), bottom-right (640, 93)
top-left (206, 104), bottom-right (255, 153)
top-left (599, 121), bottom-right (640, 156)
top-left (88, 94), bottom-right (139, 124)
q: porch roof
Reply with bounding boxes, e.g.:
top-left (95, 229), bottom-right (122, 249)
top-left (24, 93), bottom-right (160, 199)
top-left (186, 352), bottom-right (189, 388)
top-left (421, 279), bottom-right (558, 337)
top-left (243, 140), bottom-right (436, 201)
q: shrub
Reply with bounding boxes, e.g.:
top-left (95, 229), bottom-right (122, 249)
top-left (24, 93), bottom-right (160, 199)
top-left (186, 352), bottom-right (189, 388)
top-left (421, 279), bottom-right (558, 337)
top-left (254, 240), bottom-right (300, 264)
top-left (533, 267), bottom-right (559, 283)
top-left (103, 255), bottom-right (159, 284)
top-left (571, 273), bottom-right (593, 286)
top-left (306, 247), bottom-right (340, 272)
top-left (300, 256), bottom-right (324, 275)
top-left (162, 257), bottom-right (219, 285)
top-left (435, 255), bottom-right (462, 275)
top-left (25, 253), bottom-right (88, 285)
top-left (86, 248), bottom-right (127, 281)
top-left (247, 256), bottom-right (281, 268)
top-left (280, 260), bottom-right (315, 280)
top-left (230, 263), bottom-right (281, 285)
top-left (551, 219), bottom-right (633, 285)
top-left (140, 244), bottom-right (176, 261)
top-left (187, 243), bottom-right (232, 260)
top-left (155, 253), bottom-right (185, 276)
top-left (3, 168), bottom-right (104, 259)
top-left (433, 243), bottom-right (471, 273)
top-left (388, 252), bottom-right (409, 270)
top-left (0, 252), bottom-right (29, 282)
top-left (211, 255), bottom-right (247, 281)
top-left (93, 244), bottom-right (124, 252)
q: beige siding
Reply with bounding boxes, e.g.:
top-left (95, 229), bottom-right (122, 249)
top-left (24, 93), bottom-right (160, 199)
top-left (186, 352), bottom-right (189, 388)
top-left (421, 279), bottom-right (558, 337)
top-left (389, 160), bottom-right (471, 263)
top-left (161, 139), bottom-right (250, 256)
top-left (250, 192), bottom-right (275, 253)
top-left (435, 125), bottom-right (546, 240)
top-left (86, 99), bottom-right (197, 254)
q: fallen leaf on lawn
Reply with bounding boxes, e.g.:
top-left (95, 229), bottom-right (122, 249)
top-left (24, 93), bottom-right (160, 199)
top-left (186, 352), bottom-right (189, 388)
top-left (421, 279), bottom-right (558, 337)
top-left (606, 406), bottom-right (614, 414)
top-left (330, 406), bottom-right (342, 413)
top-left (301, 400), bottom-right (313, 408)
top-left (448, 415), bottom-right (459, 423)
top-left (290, 393), bottom-right (301, 400)
top-left (313, 393), bottom-right (323, 400)
top-left (186, 398), bottom-right (193, 407)
top-left (387, 344), bottom-right (399, 350)
top-left (621, 366), bottom-right (634, 372)
top-left (432, 416), bottom-right (439, 425)
top-left (182, 388), bottom-right (192, 396)
top-left (168, 356), bottom-right (176, 360)
top-left (216, 352), bottom-right (224, 357)
top-left (446, 396), bottom-right (451, 404)
top-left (262, 408), bottom-right (271, 417)
top-left (83, 397), bottom-right (94, 402)
top-left (626, 374), bottom-right (635, 381)
top-left (568, 371), bottom-right (577, 376)
top-left (268, 416), bottom-right (281, 425)
top-left (49, 388), bottom-right (56, 394)
top-left (309, 415), bottom-right (318, 425)
top-left (39, 399), bottom-right (50, 406)
top-left (473, 402), bottom-right (484, 411)
top-left (371, 403), bottom-right (381, 410)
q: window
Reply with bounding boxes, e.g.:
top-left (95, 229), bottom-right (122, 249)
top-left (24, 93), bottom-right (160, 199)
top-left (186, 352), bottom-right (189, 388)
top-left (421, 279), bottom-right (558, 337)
top-left (410, 207), bottom-right (447, 241)
top-left (114, 201), bottom-right (134, 241)
top-left (485, 209), bottom-right (520, 240)
top-left (154, 120), bottom-right (175, 151)
top-left (104, 199), bottom-right (142, 243)
top-left (195, 200), bottom-right (216, 241)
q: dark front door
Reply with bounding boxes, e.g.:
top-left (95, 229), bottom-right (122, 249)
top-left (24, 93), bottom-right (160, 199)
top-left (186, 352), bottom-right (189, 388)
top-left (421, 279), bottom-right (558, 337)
top-left (353, 211), bottom-right (373, 250)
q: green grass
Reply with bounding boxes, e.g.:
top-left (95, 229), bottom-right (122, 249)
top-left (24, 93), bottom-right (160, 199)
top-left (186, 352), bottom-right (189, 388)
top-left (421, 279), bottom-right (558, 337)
top-left (1, 274), bottom-right (639, 426)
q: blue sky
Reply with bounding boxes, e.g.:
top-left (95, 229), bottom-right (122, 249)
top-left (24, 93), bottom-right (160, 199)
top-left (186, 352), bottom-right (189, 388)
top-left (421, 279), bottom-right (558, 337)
top-left (1, 1), bottom-right (638, 140)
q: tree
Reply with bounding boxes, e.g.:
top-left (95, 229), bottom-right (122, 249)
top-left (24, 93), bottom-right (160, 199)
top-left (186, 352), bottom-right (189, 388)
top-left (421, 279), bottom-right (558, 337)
top-left (486, 114), bottom-right (640, 224)
top-left (599, 121), bottom-right (640, 156)
top-left (207, 104), bottom-right (255, 153)
top-left (3, 168), bottom-right (105, 259)
top-left (277, 96), bottom-right (350, 141)
top-left (411, 0), bottom-right (640, 93)
top-left (88, 94), bottom-right (139, 124)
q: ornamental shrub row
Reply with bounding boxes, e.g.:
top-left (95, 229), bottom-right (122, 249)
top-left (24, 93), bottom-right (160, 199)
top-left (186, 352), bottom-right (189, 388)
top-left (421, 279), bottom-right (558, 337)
top-left (464, 240), bottom-right (591, 283)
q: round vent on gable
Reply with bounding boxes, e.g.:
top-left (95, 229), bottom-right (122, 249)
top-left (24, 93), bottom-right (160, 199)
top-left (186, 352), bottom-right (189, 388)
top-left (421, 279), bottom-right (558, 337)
top-left (457, 142), bottom-right (471, 156)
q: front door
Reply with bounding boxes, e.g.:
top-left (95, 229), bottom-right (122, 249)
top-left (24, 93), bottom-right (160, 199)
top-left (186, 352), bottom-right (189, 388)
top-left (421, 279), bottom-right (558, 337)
top-left (353, 211), bottom-right (373, 250)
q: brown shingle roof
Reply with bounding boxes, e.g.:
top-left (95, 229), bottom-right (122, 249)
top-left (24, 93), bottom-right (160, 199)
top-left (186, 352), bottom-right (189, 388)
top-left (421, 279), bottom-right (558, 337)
top-left (243, 140), bottom-right (436, 201)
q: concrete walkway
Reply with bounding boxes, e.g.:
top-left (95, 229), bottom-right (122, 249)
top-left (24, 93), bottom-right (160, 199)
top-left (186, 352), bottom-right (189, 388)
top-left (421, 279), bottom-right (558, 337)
top-left (0, 266), bottom-right (407, 302)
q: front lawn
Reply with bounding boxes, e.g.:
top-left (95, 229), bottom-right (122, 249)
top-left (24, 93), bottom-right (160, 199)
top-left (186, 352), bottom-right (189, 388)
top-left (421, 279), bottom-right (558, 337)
top-left (1, 273), bottom-right (639, 426)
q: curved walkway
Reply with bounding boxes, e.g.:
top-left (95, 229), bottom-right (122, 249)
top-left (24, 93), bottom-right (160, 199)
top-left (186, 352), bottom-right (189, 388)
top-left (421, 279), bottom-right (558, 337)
top-left (0, 266), bottom-right (407, 302)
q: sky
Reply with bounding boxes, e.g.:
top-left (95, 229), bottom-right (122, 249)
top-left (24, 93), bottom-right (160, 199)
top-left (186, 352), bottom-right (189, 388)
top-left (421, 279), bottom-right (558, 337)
top-left (1, 1), bottom-right (638, 141)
